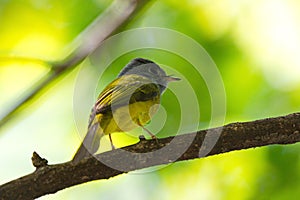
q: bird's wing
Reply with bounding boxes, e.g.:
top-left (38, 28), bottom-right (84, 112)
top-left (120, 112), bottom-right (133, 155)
top-left (93, 74), bottom-right (160, 117)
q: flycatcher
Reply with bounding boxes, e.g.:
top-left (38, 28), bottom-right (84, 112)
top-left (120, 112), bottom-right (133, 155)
top-left (73, 58), bottom-right (180, 163)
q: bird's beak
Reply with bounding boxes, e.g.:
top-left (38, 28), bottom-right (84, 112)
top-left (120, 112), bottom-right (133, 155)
top-left (165, 75), bottom-right (181, 82)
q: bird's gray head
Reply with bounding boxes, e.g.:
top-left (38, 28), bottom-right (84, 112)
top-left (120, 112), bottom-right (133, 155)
top-left (118, 58), bottom-right (180, 93)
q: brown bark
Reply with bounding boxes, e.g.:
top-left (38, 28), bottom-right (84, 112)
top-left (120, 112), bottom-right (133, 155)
top-left (0, 112), bottom-right (299, 200)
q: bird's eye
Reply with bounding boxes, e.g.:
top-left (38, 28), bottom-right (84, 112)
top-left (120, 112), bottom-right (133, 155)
top-left (149, 67), bottom-right (159, 75)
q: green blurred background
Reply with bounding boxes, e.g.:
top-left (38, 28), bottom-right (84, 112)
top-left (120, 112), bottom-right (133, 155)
top-left (1, 0), bottom-right (300, 199)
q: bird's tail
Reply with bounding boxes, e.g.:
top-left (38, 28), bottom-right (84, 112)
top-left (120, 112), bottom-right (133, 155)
top-left (72, 123), bottom-right (103, 164)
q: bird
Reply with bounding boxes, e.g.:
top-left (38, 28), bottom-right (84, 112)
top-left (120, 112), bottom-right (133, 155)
top-left (72, 58), bottom-right (180, 163)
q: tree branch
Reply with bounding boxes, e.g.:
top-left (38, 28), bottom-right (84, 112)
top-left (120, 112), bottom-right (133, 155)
top-left (1, 112), bottom-right (300, 199)
top-left (0, 0), bottom-right (153, 128)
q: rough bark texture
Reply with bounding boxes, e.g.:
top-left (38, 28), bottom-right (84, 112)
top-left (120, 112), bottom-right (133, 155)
top-left (0, 112), bottom-right (300, 200)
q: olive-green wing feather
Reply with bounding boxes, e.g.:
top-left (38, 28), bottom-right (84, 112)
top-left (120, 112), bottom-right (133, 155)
top-left (94, 74), bottom-right (160, 116)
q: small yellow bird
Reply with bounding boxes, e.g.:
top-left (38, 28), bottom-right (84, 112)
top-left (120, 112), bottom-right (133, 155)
top-left (73, 58), bottom-right (180, 163)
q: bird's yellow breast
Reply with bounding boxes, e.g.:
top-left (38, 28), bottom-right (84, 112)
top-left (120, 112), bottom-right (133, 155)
top-left (95, 97), bottom-right (160, 135)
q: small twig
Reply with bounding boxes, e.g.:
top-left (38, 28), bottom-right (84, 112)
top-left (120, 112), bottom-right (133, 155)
top-left (31, 152), bottom-right (48, 169)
